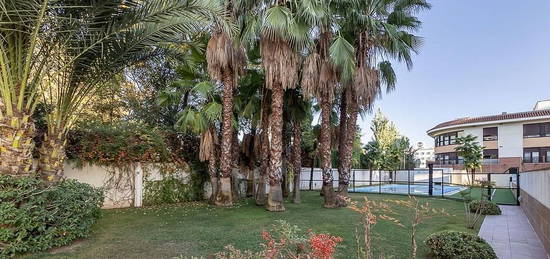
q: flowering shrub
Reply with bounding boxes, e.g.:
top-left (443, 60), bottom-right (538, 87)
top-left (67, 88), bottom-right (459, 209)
top-left (215, 220), bottom-right (342, 259)
top-left (309, 233), bottom-right (343, 259)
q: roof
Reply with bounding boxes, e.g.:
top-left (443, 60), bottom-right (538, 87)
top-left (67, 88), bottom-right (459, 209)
top-left (428, 109), bottom-right (550, 133)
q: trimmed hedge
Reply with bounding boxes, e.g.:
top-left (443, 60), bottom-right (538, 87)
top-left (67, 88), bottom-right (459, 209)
top-left (0, 175), bottom-right (104, 256)
top-left (425, 231), bottom-right (496, 259)
top-left (469, 200), bottom-right (501, 215)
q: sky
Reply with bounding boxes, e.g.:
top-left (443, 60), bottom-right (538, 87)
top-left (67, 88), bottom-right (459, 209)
top-left (358, 0), bottom-right (550, 147)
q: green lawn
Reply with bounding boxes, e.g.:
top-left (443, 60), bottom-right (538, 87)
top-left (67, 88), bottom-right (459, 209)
top-left (451, 187), bottom-right (517, 205)
top-left (25, 192), bottom-right (481, 259)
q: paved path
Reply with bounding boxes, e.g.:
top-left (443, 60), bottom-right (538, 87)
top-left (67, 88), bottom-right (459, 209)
top-left (479, 205), bottom-right (549, 259)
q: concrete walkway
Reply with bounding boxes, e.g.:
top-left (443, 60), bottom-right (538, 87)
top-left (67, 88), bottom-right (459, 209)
top-left (479, 205), bottom-right (549, 259)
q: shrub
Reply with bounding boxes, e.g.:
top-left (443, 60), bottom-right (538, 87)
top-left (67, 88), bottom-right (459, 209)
top-left (425, 231), bottom-right (496, 259)
top-left (213, 220), bottom-right (342, 259)
top-left (0, 175), bottom-right (104, 256)
top-left (469, 200), bottom-right (501, 215)
top-left (66, 121), bottom-right (172, 166)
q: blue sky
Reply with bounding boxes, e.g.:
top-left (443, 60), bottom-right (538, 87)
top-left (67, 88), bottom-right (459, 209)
top-left (358, 0), bottom-right (550, 147)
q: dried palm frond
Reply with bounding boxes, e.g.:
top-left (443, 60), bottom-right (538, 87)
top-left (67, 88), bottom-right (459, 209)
top-left (260, 36), bottom-right (300, 91)
top-left (206, 31), bottom-right (246, 87)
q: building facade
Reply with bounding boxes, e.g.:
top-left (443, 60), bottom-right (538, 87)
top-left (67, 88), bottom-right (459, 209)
top-left (427, 100), bottom-right (550, 173)
top-left (414, 142), bottom-right (434, 168)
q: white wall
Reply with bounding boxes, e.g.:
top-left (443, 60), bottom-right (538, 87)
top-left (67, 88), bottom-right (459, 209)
top-left (462, 127), bottom-right (483, 142)
top-left (498, 123), bottom-right (524, 157)
top-left (64, 162), bottom-right (188, 209)
top-left (520, 170), bottom-right (550, 208)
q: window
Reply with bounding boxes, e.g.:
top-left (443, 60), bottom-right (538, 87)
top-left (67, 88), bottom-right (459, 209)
top-left (483, 149), bottom-right (499, 159)
top-left (523, 147), bottom-right (550, 163)
top-left (483, 127), bottom-right (498, 141)
top-left (434, 132), bottom-right (459, 147)
top-left (523, 122), bottom-right (550, 138)
top-left (435, 152), bottom-right (459, 164)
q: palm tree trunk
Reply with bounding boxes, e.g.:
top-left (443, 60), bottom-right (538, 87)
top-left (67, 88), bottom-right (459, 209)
top-left (215, 70), bottom-right (235, 206)
top-left (208, 135), bottom-right (219, 204)
top-left (37, 131), bottom-right (66, 182)
top-left (320, 94), bottom-right (337, 208)
top-left (0, 113), bottom-right (35, 176)
top-left (338, 89), bottom-right (358, 198)
top-left (282, 123), bottom-right (290, 198)
top-left (255, 101), bottom-right (270, 206)
top-left (292, 119), bottom-right (302, 203)
top-left (266, 84), bottom-right (285, 212)
top-left (337, 88), bottom-right (347, 193)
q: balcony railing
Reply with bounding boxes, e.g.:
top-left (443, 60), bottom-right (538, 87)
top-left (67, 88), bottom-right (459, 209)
top-left (435, 158), bottom-right (500, 165)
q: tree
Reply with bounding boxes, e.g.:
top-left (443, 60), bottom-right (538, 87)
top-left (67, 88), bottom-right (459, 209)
top-left (0, 0), bottom-right (229, 179)
top-left (455, 134), bottom-right (483, 185)
top-left (252, 1), bottom-right (311, 211)
top-left (335, 0), bottom-right (431, 195)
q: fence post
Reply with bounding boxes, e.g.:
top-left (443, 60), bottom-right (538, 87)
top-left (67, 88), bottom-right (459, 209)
top-left (487, 173), bottom-right (492, 201)
top-left (352, 170), bottom-right (355, 192)
top-left (309, 165), bottom-right (314, 191)
top-left (408, 170), bottom-right (411, 195)
top-left (428, 163), bottom-right (434, 196)
top-left (134, 163), bottom-right (143, 208)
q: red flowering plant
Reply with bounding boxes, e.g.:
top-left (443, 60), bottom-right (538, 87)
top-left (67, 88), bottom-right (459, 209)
top-left (214, 220), bottom-right (343, 259)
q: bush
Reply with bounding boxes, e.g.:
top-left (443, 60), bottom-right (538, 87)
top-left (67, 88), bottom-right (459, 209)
top-left (0, 175), bottom-right (104, 256)
top-left (425, 231), bottom-right (496, 259)
top-left (66, 121), bottom-right (172, 166)
top-left (469, 200), bottom-right (501, 215)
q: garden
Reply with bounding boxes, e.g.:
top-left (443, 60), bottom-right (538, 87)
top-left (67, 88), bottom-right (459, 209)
top-left (0, 0), bottom-right (501, 258)
top-left (24, 192), bottom-right (488, 259)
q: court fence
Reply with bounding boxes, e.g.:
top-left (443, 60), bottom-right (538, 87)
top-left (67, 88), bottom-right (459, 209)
top-left (299, 166), bottom-right (520, 205)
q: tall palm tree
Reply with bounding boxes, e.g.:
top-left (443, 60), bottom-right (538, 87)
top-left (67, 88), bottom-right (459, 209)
top-left (253, 0), bottom-right (314, 211)
top-left (205, 0), bottom-right (248, 205)
top-left (335, 0), bottom-right (431, 196)
top-left (33, 0), bottom-right (230, 181)
top-left (301, 0), bottom-right (356, 207)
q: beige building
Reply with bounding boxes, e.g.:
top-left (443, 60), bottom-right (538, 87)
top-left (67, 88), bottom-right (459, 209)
top-left (427, 100), bottom-right (550, 173)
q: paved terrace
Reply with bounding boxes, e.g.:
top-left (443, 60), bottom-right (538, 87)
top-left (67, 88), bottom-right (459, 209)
top-left (479, 205), bottom-right (549, 259)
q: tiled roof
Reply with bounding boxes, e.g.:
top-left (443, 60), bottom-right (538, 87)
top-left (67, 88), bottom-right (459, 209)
top-left (429, 109), bottom-right (550, 132)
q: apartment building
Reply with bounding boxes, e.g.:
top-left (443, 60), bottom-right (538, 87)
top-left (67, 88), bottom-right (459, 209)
top-left (427, 100), bottom-right (550, 172)
top-left (414, 142), bottom-right (434, 168)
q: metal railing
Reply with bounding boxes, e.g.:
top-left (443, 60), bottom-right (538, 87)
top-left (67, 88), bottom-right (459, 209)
top-left (299, 167), bottom-right (520, 205)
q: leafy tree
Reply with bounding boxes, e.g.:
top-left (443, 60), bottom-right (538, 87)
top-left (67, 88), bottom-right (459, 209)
top-left (455, 134), bottom-right (484, 185)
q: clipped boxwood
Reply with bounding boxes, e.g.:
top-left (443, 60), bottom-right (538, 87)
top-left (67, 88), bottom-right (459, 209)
top-left (0, 175), bottom-right (104, 256)
top-left (426, 231), bottom-right (496, 259)
top-left (469, 200), bottom-right (501, 215)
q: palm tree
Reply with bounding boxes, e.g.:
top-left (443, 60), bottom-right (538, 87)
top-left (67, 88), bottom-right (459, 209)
top-left (157, 42), bottom-right (222, 204)
top-left (252, 2), bottom-right (311, 212)
top-left (171, 81), bottom-right (223, 204)
top-left (285, 89), bottom-right (311, 203)
top-left (0, 0), bottom-right (64, 176)
top-left (300, 0), bottom-right (356, 207)
top-left (335, 0), bottom-right (431, 195)
top-left (32, 0), bottom-right (230, 181)
top-left (205, 0), bottom-right (248, 205)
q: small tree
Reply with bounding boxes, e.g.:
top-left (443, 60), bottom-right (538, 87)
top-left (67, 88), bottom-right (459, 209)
top-left (455, 135), bottom-right (483, 185)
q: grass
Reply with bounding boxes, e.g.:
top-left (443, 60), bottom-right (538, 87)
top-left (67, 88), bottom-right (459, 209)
top-left (450, 187), bottom-right (517, 205)
top-left (25, 192), bottom-right (481, 259)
